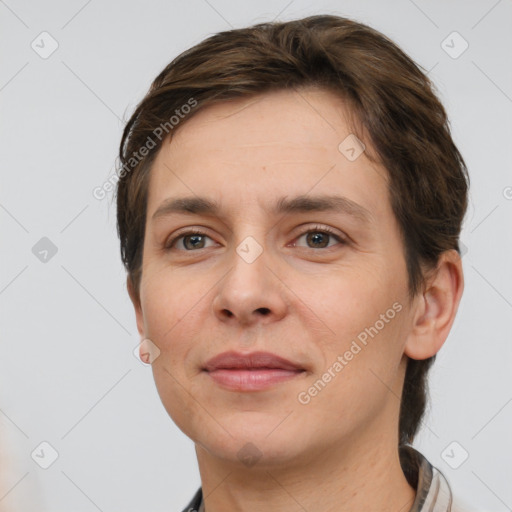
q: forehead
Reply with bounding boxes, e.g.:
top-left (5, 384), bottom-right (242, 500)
top-left (166, 88), bottom-right (369, 160)
top-left (147, 88), bottom-right (390, 219)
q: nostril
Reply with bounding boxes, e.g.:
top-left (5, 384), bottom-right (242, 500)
top-left (220, 307), bottom-right (270, 319)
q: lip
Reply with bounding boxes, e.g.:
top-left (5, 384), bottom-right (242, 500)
top-left (203, 351), bottom-right (305, 391)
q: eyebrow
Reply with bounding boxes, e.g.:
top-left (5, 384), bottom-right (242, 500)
top-left (151, 194), bottom-right (373, 224)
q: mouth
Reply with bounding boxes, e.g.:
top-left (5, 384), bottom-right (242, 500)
top-left (203, 351), bottom-right (306, 392)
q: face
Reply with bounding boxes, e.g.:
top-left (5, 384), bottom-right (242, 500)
top-left (132, 88), bottom-right (417, 468)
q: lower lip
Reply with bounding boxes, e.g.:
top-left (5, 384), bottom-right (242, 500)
top-left (205, 368), bottom-right (304, 391)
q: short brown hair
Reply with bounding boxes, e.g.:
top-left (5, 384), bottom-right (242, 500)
top-left (116, 14), bottom-right (469, 445)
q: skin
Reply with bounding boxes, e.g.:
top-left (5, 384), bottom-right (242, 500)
top-left (128, 87), bottom-right (464, 511)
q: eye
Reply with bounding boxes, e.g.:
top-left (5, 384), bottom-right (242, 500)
top-left (165, 230), bottom-right (216, 251)
top-left (292, 226), bottom-right (346, 249)
top-left (165, 226), bottom-right (346, 252)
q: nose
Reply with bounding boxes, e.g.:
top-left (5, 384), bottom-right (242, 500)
top-left (212, 242), bottom-right (288, 326)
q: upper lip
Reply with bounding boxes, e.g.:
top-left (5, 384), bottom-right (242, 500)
top-left (204, 351), bottom-right (304, 371)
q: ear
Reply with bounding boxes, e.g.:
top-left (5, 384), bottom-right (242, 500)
top-left (404, 249), bottom-right (464, 360)
top-left (127, 276), bottom-right (146, 340)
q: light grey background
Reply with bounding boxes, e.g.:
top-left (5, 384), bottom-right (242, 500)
top-left (1, 0), bottom-right (511, 510)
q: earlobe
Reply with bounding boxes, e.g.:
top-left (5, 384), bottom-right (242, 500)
top-left (127, 276), bottom-right (146, 339)
top-left (404, 250), bottom-right (464, 360)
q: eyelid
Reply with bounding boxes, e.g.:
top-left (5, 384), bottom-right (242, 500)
top-left (164, 228), bottom-right (218, 250)
top-left (165, 223), bottom-right (348, 252)
top-left (290, 224), bottom-right (348, 247)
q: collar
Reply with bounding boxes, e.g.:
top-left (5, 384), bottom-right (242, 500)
top-left (400, 445), bottom-right (453, 511)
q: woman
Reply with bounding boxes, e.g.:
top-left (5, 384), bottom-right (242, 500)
top-left (116, 15), bottom-right (472, 511)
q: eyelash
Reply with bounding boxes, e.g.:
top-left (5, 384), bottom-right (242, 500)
top-left (164, 225), bottom-right (346, 251)
top-left (165, 229), bottom-right (210, 250)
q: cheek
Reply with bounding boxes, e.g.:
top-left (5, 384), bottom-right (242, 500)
top-left (301, 262), bottom-right (397, 336)
top-left (141, 275), bottom-right (209, 436)
top-left (140, 272), bottom-right (208, 358)
top-left (297, 305), bottom-right (408, 438)
top-left (301, 264), bottom-right (408, 381)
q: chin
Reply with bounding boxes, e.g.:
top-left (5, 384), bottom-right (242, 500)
top-left (198, 436), bottom-right (305, 470)
top-left (190, 418), bottom-right (311, 467)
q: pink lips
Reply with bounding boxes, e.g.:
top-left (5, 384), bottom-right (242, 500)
top-left (203, 351), bottom-right (305, 391)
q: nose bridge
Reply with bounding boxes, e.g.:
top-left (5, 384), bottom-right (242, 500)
top-left (213, 231), bottom-right (287, 324)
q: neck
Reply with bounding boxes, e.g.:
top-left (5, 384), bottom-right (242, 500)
top-left (195, 433), bottom-right (416, 512)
